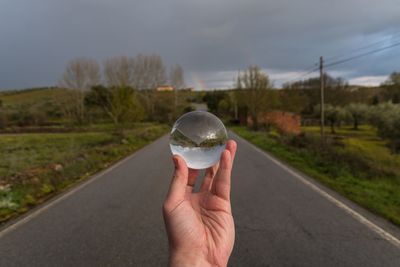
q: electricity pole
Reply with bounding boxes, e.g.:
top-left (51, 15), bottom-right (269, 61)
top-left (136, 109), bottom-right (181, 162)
top-left (319, 56), bottom-right (325, 142)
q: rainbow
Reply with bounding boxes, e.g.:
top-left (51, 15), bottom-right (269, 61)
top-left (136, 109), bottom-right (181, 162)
top-left (190, 73), bottom-right (208, 91)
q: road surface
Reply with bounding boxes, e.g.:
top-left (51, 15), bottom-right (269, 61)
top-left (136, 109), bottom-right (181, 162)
top-left (0, 133), bottom-right (399, 266)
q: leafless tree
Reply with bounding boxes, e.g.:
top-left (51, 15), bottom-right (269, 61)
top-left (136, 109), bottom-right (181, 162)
top-left (132, 54), bottom-right (166, 90)
top-left (169, 64), bottom-right (185, 90)
top-left (236, 66), bottom-right (271, 130)
top-left (103, 56), bottom-right (133, 87)
top-left (129, 54), bottom-right (167, 118)
top-left (169, 64), bottom-right (185, 109)
top-left (59, 57), bottom-right (100, 123)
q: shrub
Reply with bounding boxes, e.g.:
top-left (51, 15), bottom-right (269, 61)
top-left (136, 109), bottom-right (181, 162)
top-left (369, 103), bottom-right (400, 153)
top-left (281, 133), bottom-right (393, 179)
top-left (0, 112), bottom-right (8, 129)
top-left (12, 106), bottom-right (34, 126)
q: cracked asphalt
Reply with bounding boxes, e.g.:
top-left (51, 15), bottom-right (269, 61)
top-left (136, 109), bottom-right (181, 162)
top-left (0, 133), bottom-right (399, 266)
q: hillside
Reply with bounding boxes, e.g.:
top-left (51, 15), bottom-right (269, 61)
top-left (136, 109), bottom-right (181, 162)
top-left (0, 87), bottom-right (67, 108)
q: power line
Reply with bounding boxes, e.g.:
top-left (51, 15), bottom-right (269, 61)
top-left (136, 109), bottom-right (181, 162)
top-left (280, 33), bottom-right (400, 86)
top-left (324, 31), bottom-right (400, 62)
top-left (325, 41), bottom-right (400, 68)
top-left (279, 64), bottom-right (319, 85)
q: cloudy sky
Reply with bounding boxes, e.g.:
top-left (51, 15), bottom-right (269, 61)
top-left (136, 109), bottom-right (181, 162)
top-left (1, 0), bottom-right (399, 90)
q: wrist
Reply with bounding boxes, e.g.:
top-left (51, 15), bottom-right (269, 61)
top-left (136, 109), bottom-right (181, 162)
top-left (169, 251), bottom-right (213, 267)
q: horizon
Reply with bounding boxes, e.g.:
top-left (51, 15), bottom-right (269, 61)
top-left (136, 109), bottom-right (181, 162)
top-left (1, 0), bottom-right (399, 90)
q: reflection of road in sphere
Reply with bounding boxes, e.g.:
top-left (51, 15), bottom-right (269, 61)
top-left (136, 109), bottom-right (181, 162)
top-left (169, 111), bottom-right (228, 169)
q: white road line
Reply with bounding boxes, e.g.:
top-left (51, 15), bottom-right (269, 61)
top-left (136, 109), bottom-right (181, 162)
top-left (234, 133), bottom-right (400, 249)
top-left (3, 133), bottom-right (399, 250)
top-left (0, 137), bottom-right (163, 239)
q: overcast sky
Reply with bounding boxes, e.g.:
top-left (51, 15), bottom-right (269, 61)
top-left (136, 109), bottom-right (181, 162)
top-left (1, 0), bottom-right (399, 90)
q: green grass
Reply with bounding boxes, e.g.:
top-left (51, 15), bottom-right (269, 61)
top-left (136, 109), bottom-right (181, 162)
top-left (0, 123), bottom-right (168, 223)
top-left (0, 88), bottom-right (67, 108)
top-left (303, 125), bottom-right (400, 176)
top-left (231, 126), bottom-right (400, 226)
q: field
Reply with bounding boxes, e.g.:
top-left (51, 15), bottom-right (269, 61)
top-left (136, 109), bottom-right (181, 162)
top-left (0, 88), bottom-right (66, 107)
top-left (0, 123), bottom-right (168, 223)
top-left (232, 125), bottom-right (400, 226)
top-left (303, 125), bottom-right (400, 175)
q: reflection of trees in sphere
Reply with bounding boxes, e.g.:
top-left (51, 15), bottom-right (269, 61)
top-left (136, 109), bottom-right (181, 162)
top-left (170, 111), bottom-right (228, 169)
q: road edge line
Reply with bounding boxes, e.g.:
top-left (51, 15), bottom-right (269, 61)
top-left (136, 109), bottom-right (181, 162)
top-left (231, 131), bottom-right (400, 249)
top-left (0, 134), bottom-right (168, 239)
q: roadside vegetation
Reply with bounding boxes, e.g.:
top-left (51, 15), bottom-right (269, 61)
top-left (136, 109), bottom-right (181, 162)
top-left (232, 126), bottom-right (400, 226)
top-left (0, 123), bottom-right (167, 223)
top-left (0, 54), bottom-right (206, 223)
top-left (204, 66), bottom-right (400, 226)
top-left (2, 57), bottom-right (400, 227)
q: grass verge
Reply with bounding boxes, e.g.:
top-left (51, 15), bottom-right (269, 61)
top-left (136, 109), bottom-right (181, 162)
top-left (231, 126), bottom-right (400, 226)
top-left (0, 123), bottom-right (168, 223)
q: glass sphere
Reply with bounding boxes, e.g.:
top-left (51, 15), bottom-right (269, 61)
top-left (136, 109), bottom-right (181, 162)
top-left (170, 111), bottom-right (228, 169)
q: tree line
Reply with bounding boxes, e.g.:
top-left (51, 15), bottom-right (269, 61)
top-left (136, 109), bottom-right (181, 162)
top-left (0, 54), bottom-right (192, 135)
top-left (203, 66), bottom-right (400, 152)
top-left (58, 54), bottom-right (186, 128)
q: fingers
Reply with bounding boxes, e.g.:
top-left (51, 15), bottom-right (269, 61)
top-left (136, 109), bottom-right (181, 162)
top-left (166, 140), bottom-right (237, 204)
top-left (164, 155), bottom-right (188, 211)
top-left (200, 163), bottom-right (219, 192)
top-left (186, 169), bottom-right (199, 193)
top-left (211, 140), bottom-right (237, 200)
top-left (226, 140), bottom-right (237, 165)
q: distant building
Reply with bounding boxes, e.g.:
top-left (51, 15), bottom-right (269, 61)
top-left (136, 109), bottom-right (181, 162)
top-left (156, 85), bottom-right (174, 92)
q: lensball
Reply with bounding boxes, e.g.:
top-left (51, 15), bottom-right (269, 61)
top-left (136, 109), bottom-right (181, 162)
top-left (170, 111), bottom-right (228, 169)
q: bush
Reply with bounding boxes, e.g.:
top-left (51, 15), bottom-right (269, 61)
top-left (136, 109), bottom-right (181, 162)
top-left (183, 105), bottom-right (195, 113)
top-left (281, 133), bottom-right (393, 179)
top-left (0, 112), bottom-right (8, 129)
top-left (30, 107), bottom-right (48, 126)
top-left (369, 103), bottom-right (400, 153)
top-left (12, 106), bottom-right (33, 126)
top-left (86, 85), bottom-right (145, 132)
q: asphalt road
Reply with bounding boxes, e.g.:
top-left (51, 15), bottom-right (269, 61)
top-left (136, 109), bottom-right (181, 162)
top-left (0, 133), bottom-right (399, 266)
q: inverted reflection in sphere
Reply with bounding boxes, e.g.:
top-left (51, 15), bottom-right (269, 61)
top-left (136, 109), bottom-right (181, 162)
top-left (170, 111), bottom-right (228, 169)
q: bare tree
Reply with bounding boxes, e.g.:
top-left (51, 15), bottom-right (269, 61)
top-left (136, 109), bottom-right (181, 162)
top-left (59, 57), bottom-right (100, 123)
top-left (129, 54), bottom-right (167, 118)
top-left (236, 66), bottom-right (271, 130)
top-left (148, 54), bottom-right (167, 88)
top-left (132, 54), bottom-right (166, 90)
top-left (103, 56), bottom-right (133, 87)
top-left (169, 64), bottom-right (185, 90)
top-left (169, 64), bottom-right (185, 110)
top-left (100, 54), bottom-right (167, 120)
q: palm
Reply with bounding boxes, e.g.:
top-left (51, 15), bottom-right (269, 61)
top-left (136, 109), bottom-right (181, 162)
top-left (163, 140), bottom-right (237, 267)
top-left (168, 192), bottom-right (234, 264)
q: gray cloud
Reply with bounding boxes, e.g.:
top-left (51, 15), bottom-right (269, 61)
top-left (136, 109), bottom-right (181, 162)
top-left (0, 0), bottom-right (399, 90)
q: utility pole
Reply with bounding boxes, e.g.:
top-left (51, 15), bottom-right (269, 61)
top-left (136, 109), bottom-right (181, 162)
top-left (319, 56), bottom-right (325, 142)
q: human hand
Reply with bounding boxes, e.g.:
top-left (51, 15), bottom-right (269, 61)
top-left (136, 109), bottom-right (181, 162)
top-left (163, 140), bottom-right (237, 267)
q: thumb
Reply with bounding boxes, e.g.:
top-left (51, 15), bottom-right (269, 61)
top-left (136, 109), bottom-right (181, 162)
top-left (164, 155), bottom-right (188, 213)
